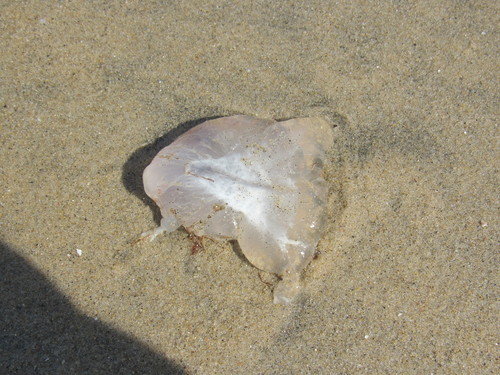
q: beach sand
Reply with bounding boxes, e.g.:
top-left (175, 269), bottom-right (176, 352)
top-left (1, 1), bottom-right (497, 373)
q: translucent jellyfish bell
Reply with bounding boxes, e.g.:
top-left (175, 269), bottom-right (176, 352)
top-left (142, 115), bottom-right (333, 304)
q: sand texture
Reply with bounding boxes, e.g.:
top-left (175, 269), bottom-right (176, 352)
top-left (1, 1), bottom-right (498, 374)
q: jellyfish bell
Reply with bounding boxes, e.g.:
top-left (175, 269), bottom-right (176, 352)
top-left (142, 115), bottom-right (333, 304)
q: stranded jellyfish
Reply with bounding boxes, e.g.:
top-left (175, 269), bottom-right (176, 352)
top-left (142, 115), bottom-right (333, 304)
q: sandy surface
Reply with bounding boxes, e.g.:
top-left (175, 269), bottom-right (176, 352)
top-left (1, 1), bottom-right (498, 374)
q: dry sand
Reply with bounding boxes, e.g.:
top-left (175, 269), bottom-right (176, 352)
top-left (1, 1), bottom-right (498, 374)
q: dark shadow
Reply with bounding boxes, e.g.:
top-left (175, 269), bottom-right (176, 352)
top-left (228, 240), bottom-right (253, 268)
top-left (0, 241), bottom-right (187, 375)
top-left (122, 117), bottom-right (220, 225)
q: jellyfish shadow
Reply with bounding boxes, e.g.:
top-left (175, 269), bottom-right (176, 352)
top-left (122, 116), bottom-right (220, 225)
top-left (0, 241), bottom-right (187, 375)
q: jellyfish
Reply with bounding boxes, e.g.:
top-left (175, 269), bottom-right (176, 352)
top-left (142, 115), bottom-right (333, 304)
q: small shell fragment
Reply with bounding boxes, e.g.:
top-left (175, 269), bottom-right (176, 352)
top-left (142, 115), bottom-right (333, 304)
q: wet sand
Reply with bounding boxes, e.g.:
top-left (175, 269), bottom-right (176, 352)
top-left (1, 1), bottom-right (498, 374)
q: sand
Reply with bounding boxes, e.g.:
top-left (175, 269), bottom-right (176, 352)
top-left (1, 1), bottom-right (498, 374)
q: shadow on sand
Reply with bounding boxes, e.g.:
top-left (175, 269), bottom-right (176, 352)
top-left (0, 241), bottom-right (187, 375)
top-left (122, 116), bottom-right (220, 225)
